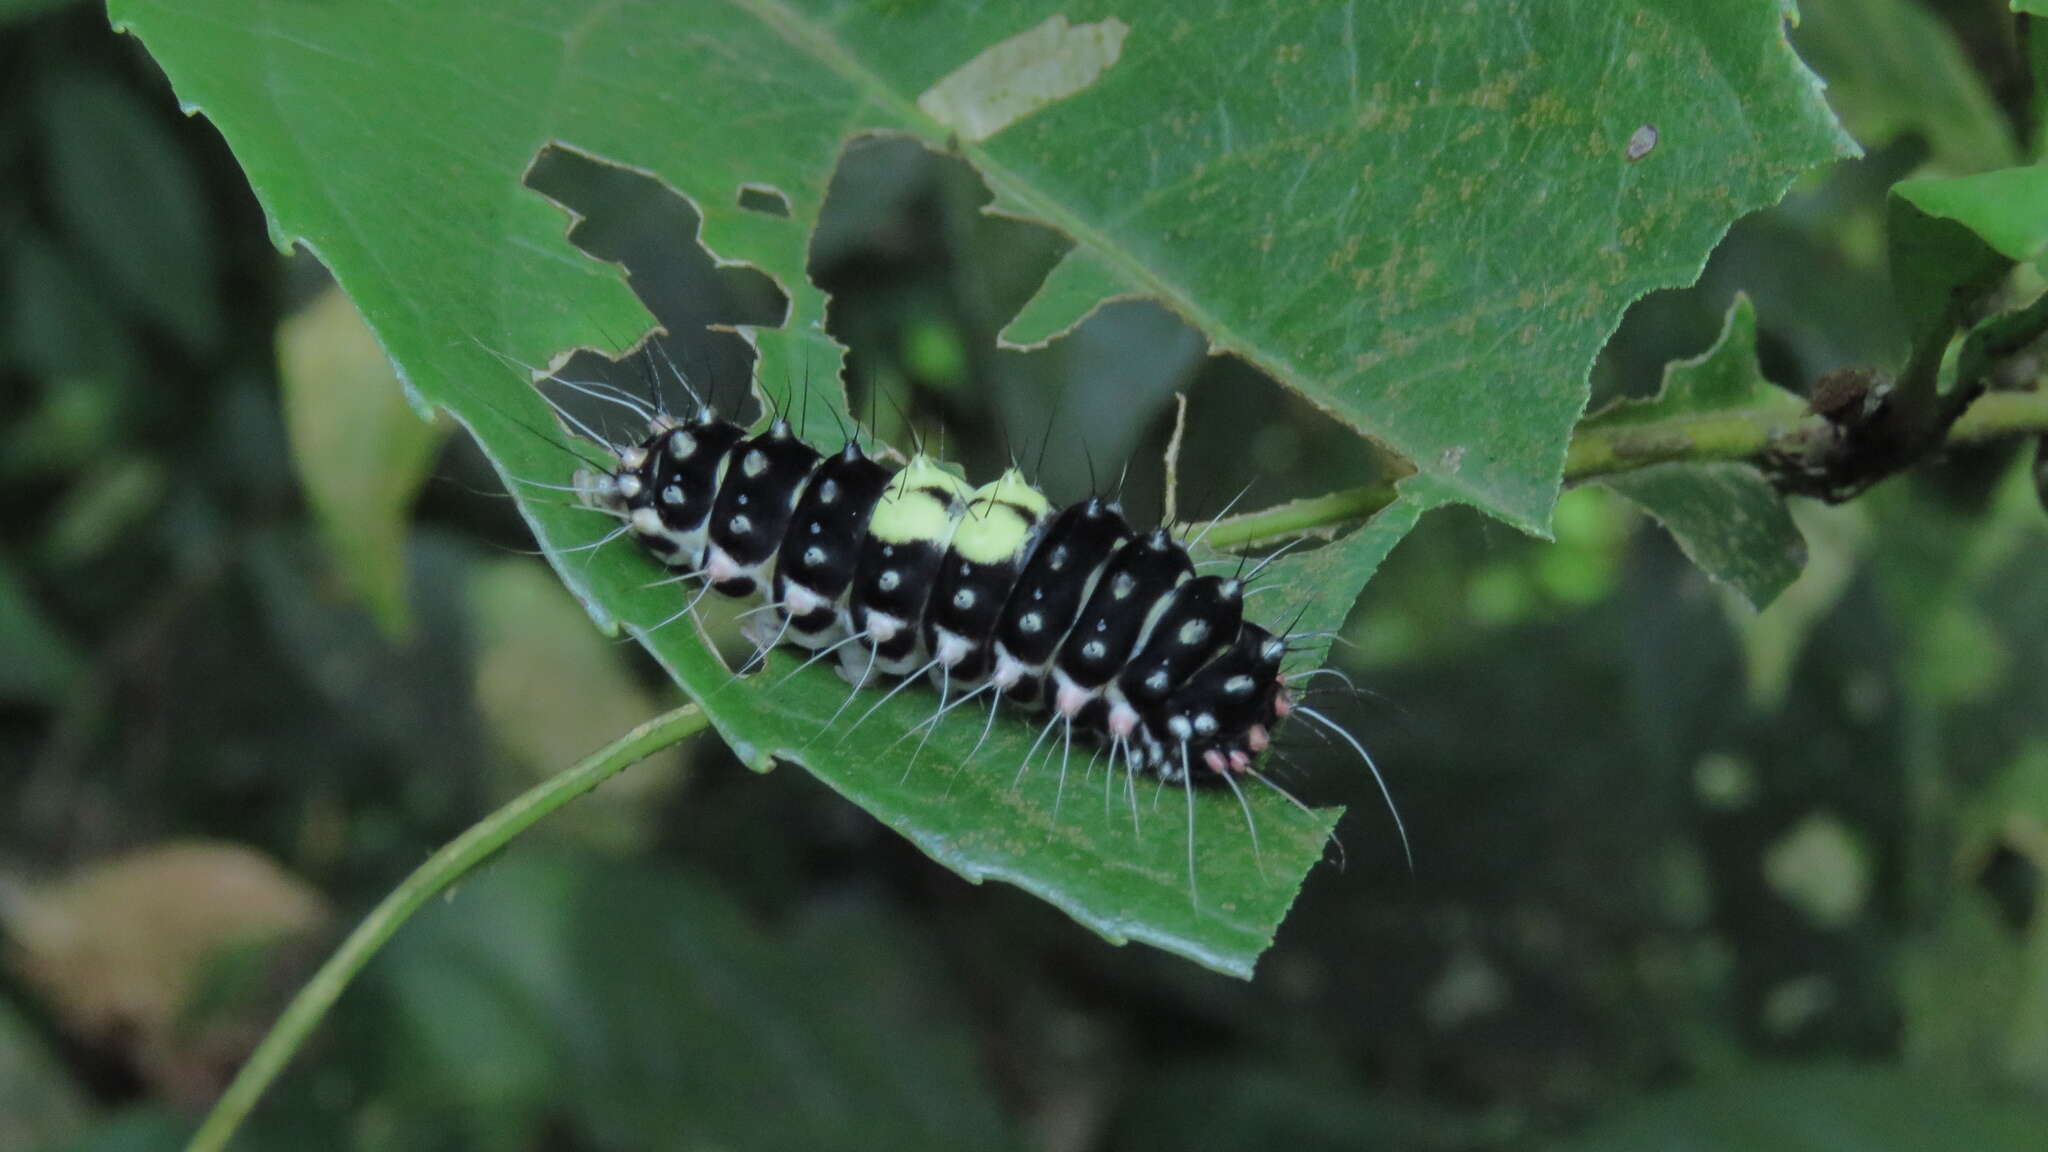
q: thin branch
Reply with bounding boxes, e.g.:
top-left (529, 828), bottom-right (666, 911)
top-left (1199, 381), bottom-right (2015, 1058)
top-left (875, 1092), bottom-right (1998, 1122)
top-left (1205, 387), bottom-right (2048, 550)
top-left (189, 703), bottom-right (710, 1152)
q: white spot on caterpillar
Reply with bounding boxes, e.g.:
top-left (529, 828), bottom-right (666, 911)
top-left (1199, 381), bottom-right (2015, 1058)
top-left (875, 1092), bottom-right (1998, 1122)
top-left (953, 588), bottom-right (976, 610)
top-left (742, 450), bottom-right (768, 478)
top-left (1194, 712), bottom-right (1217, 735)
top-left (1020, 611), bottom-right (1044, 634)
top-left (1081, 640), bottom-right (1106, 660)
top-left (669, 430), bottom-right (696, 457)
top-left (867, 610), bottom-right (904, 644)
top-left (1177, 619), bottom-right (1209, 646)
top-left (992, 648), bottom-right (1034, 690)
top-left (1111, 572), bottom-right (1136, 599)
top-left (878, 569), bottom-right (901, 592)
top-left (661, 485), bottom-right (684, 505)
top-left (783, 580), bottom-right (825, 616)
top-left (803, 546), bottom-right (827, 567)
top-left (934, 627), bottom-right (974, 668)
top-left (1053, 672), bottom-right (1094, 718)
top-left (818, 478), bottom-right (840, 504)
top-left (1224, 674), bottom-right (1255, 695)
top-left (917, 15), bottom-right (1130, 143)
top-left (729, 514), bottom-right (752, 536)
top-left (1145, 668), bottom-right (1170, 691)
top-left (573, 468), bottom-right (614, 508)
top-left (616, 474), bottom-right (643, 500)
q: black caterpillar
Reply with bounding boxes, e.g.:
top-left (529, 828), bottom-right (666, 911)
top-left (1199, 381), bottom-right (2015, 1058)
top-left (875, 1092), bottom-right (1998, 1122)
top-left (515, 349), bottom-right (1406, 880)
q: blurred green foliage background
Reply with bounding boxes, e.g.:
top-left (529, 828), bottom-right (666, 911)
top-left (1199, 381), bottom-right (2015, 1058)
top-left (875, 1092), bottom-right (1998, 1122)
top-left (5, 1), bottom-right (2048, 1149)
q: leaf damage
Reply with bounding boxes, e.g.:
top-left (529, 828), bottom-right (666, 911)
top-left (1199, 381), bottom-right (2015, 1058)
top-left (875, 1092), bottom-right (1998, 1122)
top-left (918, 15), bottom-right (1130, 143)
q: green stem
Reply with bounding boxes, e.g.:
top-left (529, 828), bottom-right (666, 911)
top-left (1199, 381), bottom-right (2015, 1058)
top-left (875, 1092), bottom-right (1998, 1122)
top-left (1204, 388), bottom-right (2048, 549)
top-left (1201, 485), bottom-right (1398, 549)
top-left (188, 703), bottom-right (709, 1152)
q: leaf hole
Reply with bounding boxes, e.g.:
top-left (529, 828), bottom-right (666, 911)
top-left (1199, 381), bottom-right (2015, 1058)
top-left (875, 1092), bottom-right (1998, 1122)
top-left (737, 183), bottom-right (792, 218)
top-left (809, 134), bottom-right (1402, 526)
top-left (523, 143), bottom-right (786, 429)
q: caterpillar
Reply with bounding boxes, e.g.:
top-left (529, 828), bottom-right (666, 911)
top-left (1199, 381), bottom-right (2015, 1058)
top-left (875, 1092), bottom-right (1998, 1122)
top-left (508, 344), bottom-right (1406, 896)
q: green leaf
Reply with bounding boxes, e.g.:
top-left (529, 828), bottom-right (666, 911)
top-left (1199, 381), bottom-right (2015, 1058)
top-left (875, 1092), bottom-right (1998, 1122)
top-left (1894, 165), bottom-right (2048, 267)
top-left (1905, 744), bottom-right (2048, 1094)
top-left (106, 0), bottom-right (1849, 531)
top-left (1732, 501), bottom-right (1869, 709)
top-left (2031, 9), bottom-right (2048, 160)
top-left (989, 3), bottom-right (1849, 531)
top-left (1582, 295), bottom-right (1808, 430)
top-left (1887, 187), bottom-right (2011, 355)
top-left (2018, 2), bottom-right (2048, 19)
top-left (564, 876), bottom-right (1017, 1151)
top-left (375, 853), bottom-right (1016, 1151)
top-left (38, 457), bottom-right (165, 570)
top-left (245, 530), bottom-right (487, 773)
top-left (1, 231), bottom-right (135, 398)
top-left (0, 996), bottom-right (90, 1152)
top-left (1116, 1063), bottom-right (1448, 1151)
top-left (0, 549), bottom-right (83, 704)
top-left (54, 1111), bottom-right (191, 1152)
top-left (1582, 296), bottom-right (1809, 607)
top-left (1549, 1062), bottom-right (2048, 1151)
top-left (277, 283), bottom-right (449, 637)
top-left (2036, 435), bottom-right (2048, 514)
top-left (1793, 0), bottom-right (2019, 174)
top-left (110, 0), bottom-right (1843, 974)
top-left (1602, 462), bottom-right (1806, 608)
top-left (39, 70), bottom-right (219, 354)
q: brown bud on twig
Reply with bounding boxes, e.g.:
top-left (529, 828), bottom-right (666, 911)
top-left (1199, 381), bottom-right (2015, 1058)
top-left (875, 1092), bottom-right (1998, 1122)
top-left (1809, 367), bottom-right (1880, 424)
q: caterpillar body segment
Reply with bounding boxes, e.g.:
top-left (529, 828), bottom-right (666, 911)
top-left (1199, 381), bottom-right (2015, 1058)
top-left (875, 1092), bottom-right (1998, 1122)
top-left (576, 408), bottom-right (745, 571)
top-left (1146, 624), bottom-right (1290, 781)
top-left (845, 457), bottom-right (976, 678)
top-left (924, 469), bottom-right (1053, 689)
top-left (771, 440), bottom-right (895, 651)
top-left (1111, 574), bottom-right (1248, 744)
top-left (989, 498), bottom-right (1135, 707)
top-left (1049, 527), bottom-right (1197, 728)
top-left (704, 418), bottom-right (823, 598)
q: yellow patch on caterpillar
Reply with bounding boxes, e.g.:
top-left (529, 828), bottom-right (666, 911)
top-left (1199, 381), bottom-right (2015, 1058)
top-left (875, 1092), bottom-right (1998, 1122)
top-left (869, 456), bottom-right (973, 544)
top-left (953, 468), bottom-right (1052, 565)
